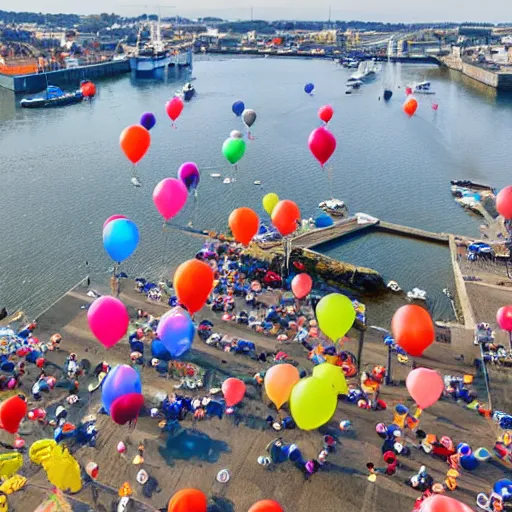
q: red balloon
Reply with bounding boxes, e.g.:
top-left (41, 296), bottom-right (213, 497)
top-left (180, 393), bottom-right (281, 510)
top-left (416, 495), bottom-right (473, 512)
top-left (103, 214), bottom-right (127, 230)
top-left (120, 125), bottom-right (151, 164)
top-left (318, 105), bottom-right (334, 124)
top-left (229, 207), bottom-right (259, 245)
top-left (0, 395), bottom-right (27, 434)
top-left (406, 368), bottom-right (444, 409)
top-left (222, 377), bottom-right (246, 407)
top-left (308, 126), bottom-right (336, 167)
top-left (81, 82), bottom-right (96, 97)
top-left (291, 273), bottom-right (312, 299)
top-left (110, 392), bottom-right (144, 425)
top-left (174, 259), bottom-right (214, 314)
top-left (391, 305), bottom-right (434, 357)
top-left (405, 87), bottom-right (413, 96)
top-left (404, 97), bottom-right (418, 117)
top-left (167, 488), bottom-right (207, 512)
top-left (271, 200), bottom-right (301, 236)
top-left (166, 97), bottom-right (184, 122)
top-left (248, 500), bottom-right (284, 512)
top-left (497, 305), bottom-right (512, 331)
top-left (496, 186), bottom-right (512, 219)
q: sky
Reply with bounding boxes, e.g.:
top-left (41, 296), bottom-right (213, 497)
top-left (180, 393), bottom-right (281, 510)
top-left (0, 0), bottom-right (511, 24)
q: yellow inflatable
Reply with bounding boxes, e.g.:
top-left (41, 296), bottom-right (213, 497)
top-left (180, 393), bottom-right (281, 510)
top-left (0, 474), bottom-right (26, 495)
top-left (29, 439), bottom-right (57, 465)
top-left (0, 493), bottom-right (7, 512)
top-left (43, 445), bottom-right (82, 493)
top-left (0, 453), bottom-right (22, 480)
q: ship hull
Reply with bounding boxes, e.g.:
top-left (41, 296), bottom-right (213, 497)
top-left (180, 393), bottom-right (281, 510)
top-left (130, 53), bottom-right (169, 76)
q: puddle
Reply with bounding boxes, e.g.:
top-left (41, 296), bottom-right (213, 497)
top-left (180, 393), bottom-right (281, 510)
top-left (159, 427), bottom-right (229, 465)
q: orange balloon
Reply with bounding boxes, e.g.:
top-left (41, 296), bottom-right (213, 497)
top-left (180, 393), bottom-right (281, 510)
top-left (391, 304), bottom-right (434, 357)
top-left (248, 500), bottom-right (284, 512)
top-left (174, 259), bottom-right (214, 314)
top-left (229, 207), bottom-right (259, 245)
top-left (120, 125), bottom-right (151, 164)
top-left (271, 200), bottom-right (301, 236)
top-left (403, 97), bottom-right (418, 117)
top-left (264, 363), bottom-right (300, 409)
top-left (167, 488), bottom-right (207, 512)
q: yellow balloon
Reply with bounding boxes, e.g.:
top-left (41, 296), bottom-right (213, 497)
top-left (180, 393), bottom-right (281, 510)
top-left (313, 363), bottom-right (348, 395)
top-left (29, 439), bottom-right (57, 465)
top-left (290, 377), bottom-right (337, 430)
top-left (0, 453), bottom-right (23, 480)
top-left (262, 193), bottom-right (279, 216)
top-left (316, 293), bottom-right (356, 341)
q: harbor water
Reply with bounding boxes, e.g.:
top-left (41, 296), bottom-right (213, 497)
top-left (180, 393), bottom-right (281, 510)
top-left (1, 56), bottom-right (512, 324)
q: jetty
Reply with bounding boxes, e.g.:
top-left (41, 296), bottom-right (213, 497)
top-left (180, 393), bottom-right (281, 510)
top-left (376, 221), bottom-right (449, 244)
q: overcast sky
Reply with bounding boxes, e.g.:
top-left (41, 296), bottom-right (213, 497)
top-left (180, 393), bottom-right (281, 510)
top-left (1, 0), bottom-right (510, 24)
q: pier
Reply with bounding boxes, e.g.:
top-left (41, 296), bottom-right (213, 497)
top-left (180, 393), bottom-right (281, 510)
top-left (376, 221), bottom-right (450, 244)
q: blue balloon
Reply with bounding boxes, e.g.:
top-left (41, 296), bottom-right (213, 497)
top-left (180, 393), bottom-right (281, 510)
top-left (156, 308), bottom-right (195, 358)
top-left (102, 364), bottom-right (142, 414)
top-left (232, 100), bottom-right (245, 117)
top-left (151, 339), bottom-right (172, 362)
top-left (304, 83), bottom-right (315, 94)
top-left (494, 479), bottom-right (512, 498)
top-left (460, 454), bottom-right (479, 471)
top-left (103, 218), bottom-right (139, 262)
top-left (140, 112), bottom-right (156, 131)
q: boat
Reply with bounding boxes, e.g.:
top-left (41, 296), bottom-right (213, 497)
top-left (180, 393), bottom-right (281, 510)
top-left (254, 181), bottom-right (262, 185)
top-left (318, 199), bottom-right (348, 217)
top-left (182, 82), bottom-right (195, 101)
top-left (210, 173), bottom-right (221, 178)
top-left (450, 180), bottom-right (495, 193)
top-left (383, 89), bottom-right (393, 101)
top-left (387, 280), bottom-right (401, 292)
top-left (131, 177), bottom-right (142, 188)
top-left (407, 288), bottom-right (427, 301)
top-left (20, 85), bottom-right (83, 108)
top-left (346, 79), bottom-right (363, 90)
top-left (223, 178), bottom-right (232, 184)
top-left (130, 19), bottom-right (169, 77)
top-left (413, 81), bottom-right (435, 94)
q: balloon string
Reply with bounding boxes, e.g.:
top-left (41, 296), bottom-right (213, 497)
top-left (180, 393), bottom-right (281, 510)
top-left (327, 166), bottom-right (333, 199)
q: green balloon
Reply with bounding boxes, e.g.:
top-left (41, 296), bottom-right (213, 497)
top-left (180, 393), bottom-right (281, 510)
top-left (316, 293), bottom-right (356, 342)
top-left (222, 137), bottom-right (246, 165)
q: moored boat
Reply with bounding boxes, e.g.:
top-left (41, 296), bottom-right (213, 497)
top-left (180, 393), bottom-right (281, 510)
top-left (130, 20), bottom-right (169, 77)
top-left (318, 199), bottom-right (348, 217)
top-left (182, 82), bottom-right (195, 101)
top-left (20, 86), bottom-right (83, 109)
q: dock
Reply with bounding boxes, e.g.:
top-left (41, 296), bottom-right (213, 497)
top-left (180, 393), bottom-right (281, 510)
top-left (376, 221), bottom-right (449, 244)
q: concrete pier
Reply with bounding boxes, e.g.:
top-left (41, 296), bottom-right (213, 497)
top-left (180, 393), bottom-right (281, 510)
top-left (376, 221), bottom-right (450, 244)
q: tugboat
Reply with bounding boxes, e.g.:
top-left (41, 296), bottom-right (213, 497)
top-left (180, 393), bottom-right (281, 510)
top-left (20, 85), bottom-right (83, 108)
top-left (182, 82), bottom-right (195, 101)
top-left (130, 19), bottom-right (169, 77)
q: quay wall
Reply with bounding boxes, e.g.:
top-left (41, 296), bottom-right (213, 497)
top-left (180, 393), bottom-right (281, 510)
top-left (376, 221), bottom-right (449, 244)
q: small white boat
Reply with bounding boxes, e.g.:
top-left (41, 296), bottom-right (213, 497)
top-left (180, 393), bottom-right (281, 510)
top-left (254, 180), bottom-right (262, 185)
top-left (131, 176), bottom-right (142, 187)
top-left (210, 173), bottom-right (221, 178)
top-left (318, 199), bottom-right (348, 217)
top-left (407, 287), bottom-right (427, 301)
top-left (413, 81), bottom-right (435, 94)
top-left (387, 280), bottom-right (402, 292)
top-left (223, 177), bottom-right (232, 184)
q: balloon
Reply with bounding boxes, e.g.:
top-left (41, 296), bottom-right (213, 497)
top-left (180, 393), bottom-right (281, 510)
top-left (271, 199), bottom-right (301, 236)
top-left (406, 368), bottom-right (443, 409)
top-left (81, 82), bottom-right (96, 97)
top-left (316, 293), bottom-right (355, 341)
top-left (493, 479), bottom-right (512, 497)
top-left (166, 97), bottom-right (184, 122)
top-left (304, 83), bottom-right (315, 94)
top-left (318, 105), bottom-right (334, 124)
top-left (177, 162), bottom-right (200, 192)
top-left (248, 500), bottom-right (284, 512)
top-left (222, 137), bottom-right (246, 165)
top-left (308, 127), bottom-right (336, 167)
top-left (229, 207), bottom-right (259, 245)
top-left (156, 308), bottom-right (195, 358)
top-left (174, 259), bottom-right (214, 314)
top-left (404, 97), bottom-right (418, 117)
top-left (153, 178), bottom-right (188, 221)
top-left (497, 305), bottom-right (512, 331)
top-left (110, 393), bottom-right (144, 425)
top-left (264, 363), bottom-right (300, 409)
top-left (151, 339), bottom-right (172, 361)
top-left (0, 396), bottom-right (27, 434)
top-left (140, 112), bottom-right (156, 131)
top-left (222, 377), bottom-right (246, 407)
top-left (103, 218), bottom-right (139, 262)
top-left (262, 193), bottom-right (279, 216)
top-left (391, 305), bottom-right (434, 357)
top-left (87, 296), bottom-right (129, 348)
top-left (101, 364), bottom-right (142, 414)
top-left (242, 109), bottom-right (257, 128)
top-left (291, 273), bottom-right (312, 299)
top-left (417, 495), bottom-right (473, 512)
top-left (496, 186), bottom-right (512, 219)
top-left (232, 100), bottom-right (245, 117)
top-left (405, 87), bottom-right (413, 96)
top-left (459, 454), bottom-right (478, 471)
top-left (168, 488), bottom-right (207, 512)
top-left (103, 214), bottom-right (127, 230)
top-left (230, 130), bottom-right (243, 139)
top-left (313, 363), bottom-right (348, 395)
top-left (120, 125), bottom-right (150, 164)
top-left (290, 376), bottom-right (337, 430)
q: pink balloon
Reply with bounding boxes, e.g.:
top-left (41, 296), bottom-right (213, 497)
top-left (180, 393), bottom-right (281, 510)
top-left (291, 273), bottom-right (313, 299)
top-left (308, 126), bottom-right (336, 167)
top-left (166, 97), bottom-right (184, 122)
top-left (88, 296), bottom-right (129, 348)
top-left (103, 214), bottom-right (127, 230)
top-left (497, 305), bottom-right (512, 331)
top-left (416, 495), bottom-right (473, 512)
top-left (406, 367), bottom-right (444, 409)
top-left (496, 186), bottom-right (512, 219)
top-left (153, 178), bottom-right (188, 221)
